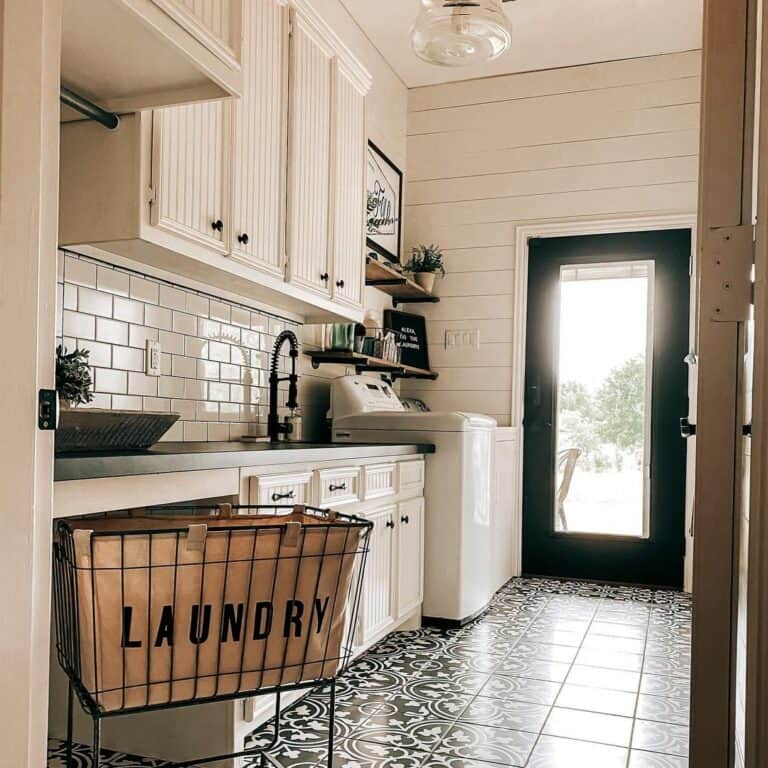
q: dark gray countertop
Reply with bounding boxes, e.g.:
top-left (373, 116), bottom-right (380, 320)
top-left (54, 441), bottom-right (435, 482)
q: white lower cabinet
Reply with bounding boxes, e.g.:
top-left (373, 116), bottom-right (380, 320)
top-left (358, 504), bottom-right (397, 647)
top-left (397, 497), bottom-right (425, 619)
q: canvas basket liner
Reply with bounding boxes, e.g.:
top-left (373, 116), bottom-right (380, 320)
top-left (55, 506), bottom-right (365, 713)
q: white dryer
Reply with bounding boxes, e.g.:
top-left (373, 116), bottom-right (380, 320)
top-left (330, 374), bottom-right (497, 625)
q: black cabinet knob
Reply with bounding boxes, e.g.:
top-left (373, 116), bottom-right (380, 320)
top-left (385, 519), bottom-right (395, 529)
top-left (238, 233), bottom-right (249, 245)
top-left (401, 515), bottom-right (410, 524)
top-left (320, 273), bottom-right (329, 282)
top-left (336, 279), bottom-right (345, 288)
top-left (211, 219), bottom-right (224, 232)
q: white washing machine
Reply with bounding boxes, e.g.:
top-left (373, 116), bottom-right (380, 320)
top-left (330, 374), bottom-right (497, 625)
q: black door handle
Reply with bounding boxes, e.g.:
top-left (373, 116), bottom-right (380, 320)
top-left (320, 272), bottom-right (329, 283)
top-left (385, 519), bottom-right (395, 529)
top-left (401, 515), bottom-right (410, 524)
top-left (211, 219), bottom-right (224, 232)
top-left (329, 482), bottom-right (347, 492)
top-left (237, 232), bottom-right (249, 244)
top-left (336, 279), bottom-right (345, 288)
top-left (680, 418), bottom-right (696, 438)
top-left (271, 490), bottom-right (295, 501)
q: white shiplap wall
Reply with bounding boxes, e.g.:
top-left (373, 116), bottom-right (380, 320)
top-left (401, 51), bottom-right (701, 425)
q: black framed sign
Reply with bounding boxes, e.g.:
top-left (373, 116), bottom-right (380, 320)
top-left (384, 310), bottom-right (430, 371)
top-left (366, 141), bottom-right (403, 264)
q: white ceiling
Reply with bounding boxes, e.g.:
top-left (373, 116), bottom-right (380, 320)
top-left (340, 0), bottom-right (703, 89)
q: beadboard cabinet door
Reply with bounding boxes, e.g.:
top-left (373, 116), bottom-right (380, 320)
top-left (151, 100), bottom-right (231, 254)
top-left (331, 62), bottom-right (366, 309)
top-left (286, 9), bottom-right (335, 297)
top-left (153, 0), bottom-right (242, 70)
top-left (230, 0), bottom-right (289, 277)
top-left (358, 504), bottom-right (397, 646)
top-left (397, 497), bottom-right (424, 619)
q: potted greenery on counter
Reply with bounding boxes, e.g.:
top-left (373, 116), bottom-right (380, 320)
top-left (404, 244), bottom-right (446, 294)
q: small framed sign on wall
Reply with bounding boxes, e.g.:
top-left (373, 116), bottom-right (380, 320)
top-left (366, 141), bottom-right (403, 264)
top-left (384, 309), bottom-right (430, 371)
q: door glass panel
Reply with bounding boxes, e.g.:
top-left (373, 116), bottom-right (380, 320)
top-left (554, 261), bottom-right (654, 537)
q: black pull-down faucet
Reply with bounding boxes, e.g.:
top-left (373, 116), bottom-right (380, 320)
top-left (268, 330), bottom-right (300, 442)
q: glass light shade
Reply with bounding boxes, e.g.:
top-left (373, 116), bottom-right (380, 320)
top-left (410, 0), bottom-right (512, 67)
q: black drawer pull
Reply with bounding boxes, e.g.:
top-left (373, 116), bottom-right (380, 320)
top-left (329, 482), bottom-right (347, 492)
top-left (211, 219), bottom-right (224, 232)
top-left (237, 232), bottom-right (249, 245)
top-left (336, 279), bottom-right (345, 289)
top-left (320, 272), bottom-right (329, 282)
top-left (271, 490), bottom-right (295, 502)
top-left (401, 515), bottom-right (410, 524)
top-left (385, 519), bottom-right (395, 529)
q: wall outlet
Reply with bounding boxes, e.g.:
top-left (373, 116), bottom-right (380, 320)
top-left (445, 329), bottom-right (480, 349)
top-left (145, 339), bottom-right (162, 376)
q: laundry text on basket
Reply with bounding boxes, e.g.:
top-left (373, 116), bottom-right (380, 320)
top-left (120, 596), bottom-right (332, 648)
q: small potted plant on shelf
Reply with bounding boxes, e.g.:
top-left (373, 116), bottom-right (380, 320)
top-left (404, 243), bottom-right (446, 294)
top-left (56, 345), bottom-right (93, 408)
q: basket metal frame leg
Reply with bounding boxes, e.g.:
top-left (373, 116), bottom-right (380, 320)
top-left (327, 678), bottom-right (336, 767)
top-left (65, 679), bottom-right (74, 768)
top-left (92, 717), bottom-right (101, 768)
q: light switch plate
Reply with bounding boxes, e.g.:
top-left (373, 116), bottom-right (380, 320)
top-left (145, 340), bottom-right (162, 376)
top-left (445, 329), bottom-right (480, 349)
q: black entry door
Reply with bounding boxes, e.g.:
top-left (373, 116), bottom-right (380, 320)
top-left (522, 230), bottom-right (690, 588)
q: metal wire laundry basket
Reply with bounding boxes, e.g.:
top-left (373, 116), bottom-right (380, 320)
top-left (52, 503), bottom-right (372, 768)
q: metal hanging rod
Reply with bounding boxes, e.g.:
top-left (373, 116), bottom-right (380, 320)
top-left (60, 86), bottom-right (119, 130)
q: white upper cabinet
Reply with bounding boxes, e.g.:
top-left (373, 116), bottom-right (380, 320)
top-left (61, 0), bottom-right (243, 114)
top-left (151, 100), bottom-right (231, 254)
top-left (286, 10), bottom-right (335, 297)
top-left (331, 62), bottom-right (367, 309)
top-left (155, 0), bottom-right (242, 68)
top-left (230, 0), bottom-right (290, 277)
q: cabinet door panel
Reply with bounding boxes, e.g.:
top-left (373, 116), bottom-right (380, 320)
top-left (152, 101), bottom-right (230, 253)
top-left (359, 504), bottom-right (396, 646)
top-left (331, 64), bottom-right (366, 308)
top-left (154, 0), bottom-right (241, 65)
top-left (231, 0), bottom-right (288, 276)
top-left (397, 497), bottom-right (424, 618)
top-left (286, 12), bottom-right (334, 295)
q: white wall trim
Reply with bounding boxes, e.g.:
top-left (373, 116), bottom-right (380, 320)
top-left (510, 212), bottom-right (697, 585)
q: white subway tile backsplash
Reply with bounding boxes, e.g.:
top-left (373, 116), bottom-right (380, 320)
top-left (112, 395), bottom-right (143, 411)
top-left (185, 337), bottom-right (208, 359)
top-left (65, 255), bottom-right (97, 288)
top-left (83, 393), bottom-right (112, 409)
top-left (78, 287), bottom-right (113, 317)
top-left (159, 330), bottom-right (185, 356)
top-left (128, 371), bottom-right (158, 397)
top-left (95, 368), bottom-right (127, 394)
top-left (209, 340), bottom-right (230, 363)
top-left (171, 355), bottom-right (196, 378)
top-left (130, 276), bottom-right (159, 304)
top-left (172, 311), bottom-right (197, 335)
top-left (183, 422), bottom-right (207, 441)
top-left (128, 324), bottom-right (158, 348)
top-left (144, 304), bottom-right (173, 331)
top-left (158, 376), bottom-right (186, 399)
top-left (59, 252), bottom-right (297, 443)
top-left (95, 317), bottom-right (128, 345)
top-left (112, 345), bottom-right (144, 372)
top-left (159, 284), bottom-right (186, 311)
top-left (186, 293), bottom-right (210, 317)
top-left (143, 397), bottom-right (171, 412)
top-left (209, 300), bottom-right (231, 323)
top-left (207, 423), bottom-right (230, 441)
top-left (196, 401), bottom-right (219, 421)
top-left (160, 422), bottom-right (184, 442)
top-left (63, 311), bottom-right (95, 340)
top-left (97, 266), bottom-right (130, 296)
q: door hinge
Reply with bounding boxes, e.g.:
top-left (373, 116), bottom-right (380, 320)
top-left (146, 186), bottom-right (156, 205)
top-left (38, 389), bottom-right (58, 430)
top-left (703, 225), bottom-right (753, 322)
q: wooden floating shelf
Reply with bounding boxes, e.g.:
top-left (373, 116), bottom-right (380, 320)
top-left (365, 257), bottom-right (441, 307)
top-left (305, 350), bottom-right (439, 381)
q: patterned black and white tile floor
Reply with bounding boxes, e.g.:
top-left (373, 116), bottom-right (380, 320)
top-left (48, 578), bottom-right (692, 768)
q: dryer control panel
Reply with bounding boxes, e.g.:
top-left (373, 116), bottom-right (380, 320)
top-left (328, 374), bottom-right (406, 420)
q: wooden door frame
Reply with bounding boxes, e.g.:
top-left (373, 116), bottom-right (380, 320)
top-left (511, 213), bottom-right (697, 587)
top-left (0, 0), bottom-right (62, 765)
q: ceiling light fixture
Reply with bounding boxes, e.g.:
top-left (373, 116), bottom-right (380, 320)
top-left (410, 0), bottom-right (513, 68)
